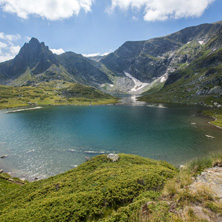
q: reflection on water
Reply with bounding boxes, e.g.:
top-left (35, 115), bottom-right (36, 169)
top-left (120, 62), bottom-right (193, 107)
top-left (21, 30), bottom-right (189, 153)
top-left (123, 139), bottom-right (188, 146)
top-left (118, 95), bottom-right (147, 106)
top-left (118, 94), bottom-right (166, 108)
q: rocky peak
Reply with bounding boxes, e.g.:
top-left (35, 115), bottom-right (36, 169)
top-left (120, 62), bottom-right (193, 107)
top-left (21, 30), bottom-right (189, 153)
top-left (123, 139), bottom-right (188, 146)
top-left (10, 37), bottom-right (58, 76)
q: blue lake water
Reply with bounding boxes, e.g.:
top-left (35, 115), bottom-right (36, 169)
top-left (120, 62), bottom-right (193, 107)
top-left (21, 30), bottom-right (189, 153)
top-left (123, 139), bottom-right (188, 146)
top-left (0, 97), bottom-right (222, 180)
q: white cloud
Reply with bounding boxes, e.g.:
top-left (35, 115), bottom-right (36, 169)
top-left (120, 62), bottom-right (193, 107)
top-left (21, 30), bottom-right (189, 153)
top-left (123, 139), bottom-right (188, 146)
top-left (82, 51), bottom-right (111, 57)
top-left (10, 45), bottom-right (20, 55)
top-left (0, 0), bottom-right (94, 20)
top-left (108, 0), bottom-right (215, 21)
top-left (50, 48), bottom-right (65, 55)
top-left (0, 32), bottom-right (21, 41)
top-left (0, 41), bottom-right (7, 48)
top-left (0, 45), bottom-right (21, 62)
top-left (0, 33), bottom-right (21, 62)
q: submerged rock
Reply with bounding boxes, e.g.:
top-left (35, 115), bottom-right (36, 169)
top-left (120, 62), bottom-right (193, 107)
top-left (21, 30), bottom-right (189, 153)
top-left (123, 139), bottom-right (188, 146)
top-left (107, 153), bottom-right (119, 162)
top-left (1, 155), bottom-right (8, 159)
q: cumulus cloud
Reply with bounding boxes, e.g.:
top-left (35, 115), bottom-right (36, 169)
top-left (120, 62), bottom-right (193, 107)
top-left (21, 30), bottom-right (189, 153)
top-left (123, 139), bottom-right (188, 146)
top-left (0, 0), bottom-right (94, 20)
top-left (0, 33), bottom-right (21, 62)
top-left (0, 32), bottom-right (21, 42)
top-left (50, 48), bottom-right (65, 55)
top-left (108, 0), bottom-right (215, 21)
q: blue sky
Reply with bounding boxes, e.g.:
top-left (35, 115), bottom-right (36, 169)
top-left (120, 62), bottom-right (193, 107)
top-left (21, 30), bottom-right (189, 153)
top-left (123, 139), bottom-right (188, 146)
top-left (0, 0), bottom-right (221, 62)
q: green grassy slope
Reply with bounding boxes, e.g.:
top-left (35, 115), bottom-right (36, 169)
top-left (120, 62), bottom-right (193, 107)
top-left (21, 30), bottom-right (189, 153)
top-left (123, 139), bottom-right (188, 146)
top-left (1, 153), bottom-right (222, 221)
top-left (0, 80), bottom-right (118, 109)
top-left (0, 154), bottom-right (176, 221)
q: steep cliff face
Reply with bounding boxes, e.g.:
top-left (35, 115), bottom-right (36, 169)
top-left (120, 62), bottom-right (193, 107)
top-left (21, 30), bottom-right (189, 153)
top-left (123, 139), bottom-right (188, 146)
top-left (100, 22), bottom-right (222, 94)
top-left (140, 24), bottom-right (222, 107)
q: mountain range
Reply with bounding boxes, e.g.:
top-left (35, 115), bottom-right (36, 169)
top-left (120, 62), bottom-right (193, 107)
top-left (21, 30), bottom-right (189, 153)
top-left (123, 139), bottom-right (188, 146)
top-left (0, 21), bottom-right (222, 106)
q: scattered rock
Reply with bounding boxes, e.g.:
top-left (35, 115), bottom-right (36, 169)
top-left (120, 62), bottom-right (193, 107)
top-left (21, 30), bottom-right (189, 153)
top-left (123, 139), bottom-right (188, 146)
top-left (0, 169), bottom-right (3, 173)
top-left (190, 167), bottom-right (222, 199)
top-left (179, 165), bottom-right (186, 169)
top-left (187, 206), bottom-right (211, 221)
top-left (214, 163), bottom-right (222, 167)
top-left (20, 178), bottom-right (26, 181)
top-left (8, 178), bottom-right (13, 182)
top-left (107, 153), bottom-right (119, 162)
top-left (213, 102), bottom-right (222, 108)
top-left (205, 134), bottom-right (215, 139)
top-left (85, 156), bottom-right (91, 161)
top-left (137, 179), bottom-right (145, 186)
top-left (1, 155), bottom-right (8, 159)
top-left (55, 184), bottom-right (60, 191)
top-left (208, 86), bottom-right (222, 95)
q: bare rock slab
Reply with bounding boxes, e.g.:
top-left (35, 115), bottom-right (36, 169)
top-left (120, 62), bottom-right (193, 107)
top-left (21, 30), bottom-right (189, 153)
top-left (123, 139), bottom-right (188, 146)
top-left (190, 167), bottom-right (222, 199)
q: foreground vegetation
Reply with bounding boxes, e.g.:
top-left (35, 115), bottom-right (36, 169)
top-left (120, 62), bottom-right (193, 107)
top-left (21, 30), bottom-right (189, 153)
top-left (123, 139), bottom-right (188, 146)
top-left (0, 81), bottom-right (118, 109)
top-left (0, 154), bottom-right (176, 221)
top-left (1, 153), bottom-right (222, 221)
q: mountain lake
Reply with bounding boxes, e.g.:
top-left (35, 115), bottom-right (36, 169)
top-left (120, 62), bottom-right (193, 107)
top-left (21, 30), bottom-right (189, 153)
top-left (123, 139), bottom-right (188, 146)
top-left (0, 95), bottom-right (222, 180)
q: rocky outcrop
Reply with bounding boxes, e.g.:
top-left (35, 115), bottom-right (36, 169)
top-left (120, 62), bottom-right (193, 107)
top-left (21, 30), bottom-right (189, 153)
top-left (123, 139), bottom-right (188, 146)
top-left (190, 167), bottom-right (222, 200)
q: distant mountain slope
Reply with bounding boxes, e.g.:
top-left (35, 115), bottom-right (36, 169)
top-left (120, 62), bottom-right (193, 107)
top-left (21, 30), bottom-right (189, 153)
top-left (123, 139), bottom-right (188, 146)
top-left (0, 38), bottom-right (57, 82)
top-left (0, 21), bottom-right (222, 96)
top-left (100, 22), bottom-right (222, 93)
top-left (0, 38), bottom-right (111, 87)
top-left (57, 52), bottom-right (111, 85)
top-left (140, 25), bottom-right (222, 107)
top-left (101, 22), bottom-right (222, 81)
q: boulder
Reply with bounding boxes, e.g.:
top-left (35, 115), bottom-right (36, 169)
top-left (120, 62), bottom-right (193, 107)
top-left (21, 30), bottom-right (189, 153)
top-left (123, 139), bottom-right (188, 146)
top-left (107, 153), bottom-right (119, 162)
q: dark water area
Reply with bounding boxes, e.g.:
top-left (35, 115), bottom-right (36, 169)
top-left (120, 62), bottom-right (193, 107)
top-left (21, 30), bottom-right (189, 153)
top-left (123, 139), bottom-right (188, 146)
top-left (0, 97), bottom-right (221, 180)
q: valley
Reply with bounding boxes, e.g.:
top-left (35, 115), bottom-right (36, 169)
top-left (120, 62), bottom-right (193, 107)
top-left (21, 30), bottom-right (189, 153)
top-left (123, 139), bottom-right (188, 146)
top-left (0, 21), bottom-right (222, 222)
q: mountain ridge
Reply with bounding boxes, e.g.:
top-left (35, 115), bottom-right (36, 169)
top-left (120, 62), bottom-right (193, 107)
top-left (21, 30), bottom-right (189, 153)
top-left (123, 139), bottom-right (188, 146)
top-left (0, 21), bottom-right (222, 97)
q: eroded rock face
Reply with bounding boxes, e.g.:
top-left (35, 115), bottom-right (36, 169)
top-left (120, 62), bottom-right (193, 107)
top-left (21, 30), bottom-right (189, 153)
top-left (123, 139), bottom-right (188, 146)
top-left (190, 167), bottom-right (222, 200)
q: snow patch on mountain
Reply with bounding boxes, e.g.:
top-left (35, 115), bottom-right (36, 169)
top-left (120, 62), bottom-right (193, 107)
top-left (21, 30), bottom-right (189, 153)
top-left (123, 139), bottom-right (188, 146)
top-left (124, 72), bottom-right (149, 93)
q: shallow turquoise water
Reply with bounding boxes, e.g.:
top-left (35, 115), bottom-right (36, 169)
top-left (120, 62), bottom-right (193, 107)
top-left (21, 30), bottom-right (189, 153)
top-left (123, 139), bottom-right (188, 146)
top-left (0, 101), bottom-right (222, 180)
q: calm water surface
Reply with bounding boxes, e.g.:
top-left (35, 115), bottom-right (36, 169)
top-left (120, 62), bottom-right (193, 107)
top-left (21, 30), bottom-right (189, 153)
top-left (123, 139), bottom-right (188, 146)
top-left (0, 96), bottom-right (221, 180)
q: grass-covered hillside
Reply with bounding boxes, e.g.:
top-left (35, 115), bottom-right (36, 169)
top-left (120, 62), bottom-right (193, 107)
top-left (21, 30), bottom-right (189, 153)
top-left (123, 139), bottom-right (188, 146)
top-left (0, 80), bottom-right (118, 109)
top-left (1, 153), bottom-right (222, 221)
top-left (0, 154), bottom-right (176, 221)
